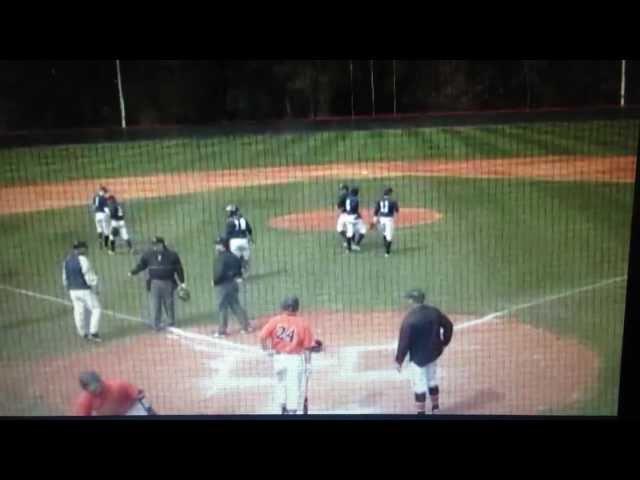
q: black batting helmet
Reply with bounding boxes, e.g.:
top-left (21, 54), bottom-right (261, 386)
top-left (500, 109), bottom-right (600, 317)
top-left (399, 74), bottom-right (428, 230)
top-left (73, 240), bottom-right (88, 250)
top-left (281, 296), bottom-right (300, 313)
top-left (350, 186), bottom-right (360, 196)
top-left (404, 289), bottom-right (426, 304)
top-left (383, 187), bottom-right (393, 196)
top-left (339, 183), bottom-right (349, 192)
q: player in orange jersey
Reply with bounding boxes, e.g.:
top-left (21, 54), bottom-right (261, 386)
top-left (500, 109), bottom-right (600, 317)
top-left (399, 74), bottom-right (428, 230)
top-left (72, 371), bottom-right (157, 416)
top-left (259, 296), bottom-right (322, 414)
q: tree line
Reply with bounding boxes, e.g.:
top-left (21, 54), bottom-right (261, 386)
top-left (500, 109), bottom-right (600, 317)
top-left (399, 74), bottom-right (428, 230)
top-left (0, 60), bottom-right (635, 131)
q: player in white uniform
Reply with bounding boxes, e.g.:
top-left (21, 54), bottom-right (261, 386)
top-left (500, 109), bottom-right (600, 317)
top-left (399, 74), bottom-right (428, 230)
top-left (62, 241), bottom-right (102, 342)
top-left (105, 195), bottom-right (133, 255)
top-left (91, 186), bottom-right (110, 249)
top-left (344, 186), bottom-right (367, 252)
top-left (224, 204), bottom-right (253, 275)
top-left (336, 184), bottom-right (350, 247)
top-left (371, 187), bottom-right (400, 257)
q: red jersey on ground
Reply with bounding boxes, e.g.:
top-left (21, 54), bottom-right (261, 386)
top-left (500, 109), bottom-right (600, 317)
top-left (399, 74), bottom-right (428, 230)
top-left (73, 379), bottom-right (140, 416)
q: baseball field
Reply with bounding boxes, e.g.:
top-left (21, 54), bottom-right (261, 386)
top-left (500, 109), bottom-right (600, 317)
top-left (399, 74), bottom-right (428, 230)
top-left (0, 118), bottom-right (637, 416)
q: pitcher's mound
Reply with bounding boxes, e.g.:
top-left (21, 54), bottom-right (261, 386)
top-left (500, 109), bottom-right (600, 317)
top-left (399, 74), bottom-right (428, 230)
top-left (269, 208), bottom-right (443, 232)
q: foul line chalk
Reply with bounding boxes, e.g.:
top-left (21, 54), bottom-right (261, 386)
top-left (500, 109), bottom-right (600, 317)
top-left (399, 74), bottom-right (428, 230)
top-left (0, 274), bottom-right (628, 355)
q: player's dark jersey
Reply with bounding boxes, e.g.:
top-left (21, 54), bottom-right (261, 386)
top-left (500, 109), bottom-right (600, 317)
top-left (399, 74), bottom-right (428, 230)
top-left (226, 215), bottom-right (253, 239)
top-left (93, 194), bottom-right (108, 213)
top-left (337, 192), bottom-right (348, 212)
top-left (395, 304), bottom-right (454, 367)
top-left (106, 202), bottom-right (125, 221)
top-left (374, 197), bottom-right (399, 218)
top-left (344, 195), bottom-right (360, 216)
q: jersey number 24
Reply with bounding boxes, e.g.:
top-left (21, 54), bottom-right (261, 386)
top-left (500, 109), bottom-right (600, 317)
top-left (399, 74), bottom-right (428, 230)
top-left (275, 325), bottom-right (295, 342)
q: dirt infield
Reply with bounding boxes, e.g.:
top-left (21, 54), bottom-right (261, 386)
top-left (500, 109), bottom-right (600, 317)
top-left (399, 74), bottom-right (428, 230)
top-left (10, 310), bottom-right (597, 416)
top-left (268, 208), bottom-right (442, 232)
top-left (0, 155), bottom-right (634, 216)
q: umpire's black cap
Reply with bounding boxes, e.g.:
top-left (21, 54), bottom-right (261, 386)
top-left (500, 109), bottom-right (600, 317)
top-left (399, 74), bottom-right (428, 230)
top-left (404, 289), bottom-right (426, 304)
top-left (73, 240), bottom-right (88, 250)
top-left (151, 236), bottom-right (165, 245)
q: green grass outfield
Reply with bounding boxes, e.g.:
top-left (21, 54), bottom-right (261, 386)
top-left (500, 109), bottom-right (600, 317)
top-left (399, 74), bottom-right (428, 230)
top-left (0, 119), bottom-right (637, 185)
top-left (0, 119), bottom-right (637, 415)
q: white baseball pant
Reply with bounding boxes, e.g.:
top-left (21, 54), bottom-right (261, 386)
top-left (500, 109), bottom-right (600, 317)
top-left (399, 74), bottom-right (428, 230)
top-left (272, 353), bottom-right (305, 412)
top-left (109, 219), bottom-right (130, 240)
top-left (345, 214), bottom-right (367, 238)
top-left (94, 212), bottom-right (110, 236)
top-left (409, 360), bottom-right (438, 394)
top-left (69, 289), bottom-right (101, 336)
top-left (336, 212), bottom-right (349, 233)
top-left (229, 238), bottom-right (251, 260)
top-left (377, 217), bottom-right (395, 241)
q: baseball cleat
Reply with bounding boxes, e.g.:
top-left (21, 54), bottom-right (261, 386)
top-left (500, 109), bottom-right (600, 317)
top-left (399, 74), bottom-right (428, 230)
top-left (213, 332), bottom-right (228, 338)
top-left (351, 245), bottom-right (361, 251)
top-left (108, 250), bottom-right (115, 255)
top-left (88, 334), bottom-right (103, 343)
top-left (240, 327), bottom-right (255, 335)
top-left (431, 405), bottom-right (440, 414)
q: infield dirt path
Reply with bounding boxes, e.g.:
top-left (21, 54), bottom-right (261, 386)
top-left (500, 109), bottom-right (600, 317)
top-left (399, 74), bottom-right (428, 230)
top-left (6, 311), bottom-right (598, 415)
top-left (0, 155), bottom-right (634, 216)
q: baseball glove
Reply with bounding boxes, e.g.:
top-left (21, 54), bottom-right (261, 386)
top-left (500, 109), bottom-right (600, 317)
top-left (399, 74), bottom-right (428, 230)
top-left (177, 284), bottom-right (191, 302)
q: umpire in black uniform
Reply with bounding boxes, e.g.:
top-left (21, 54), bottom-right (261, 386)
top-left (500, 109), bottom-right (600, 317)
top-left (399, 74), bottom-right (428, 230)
top-left (212, 236), bottom-right (251, 337)
top-left (129, 236), bottom-right (186, 331)
top-left (395, 289), bottom-right (454, 415)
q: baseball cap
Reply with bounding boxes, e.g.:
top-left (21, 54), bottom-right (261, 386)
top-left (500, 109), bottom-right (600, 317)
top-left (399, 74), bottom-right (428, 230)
top-left (73, 240), bottom-right (88, 250)
top-left (404, 289), bottom-right (426, 304)
top-left (151, 236), bottom-right (165, 245)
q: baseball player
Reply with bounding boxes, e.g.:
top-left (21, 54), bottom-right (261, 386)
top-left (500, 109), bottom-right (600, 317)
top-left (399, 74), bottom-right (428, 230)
top-left (62, 240), bottom-right (102, 342)
top-left (104, 195), bottom-right (133, 255)
top-left (224, 204), bottom-right (254, 276)
top-left (344, 186), bottom-right (367, 252)
top-left (91, 186), bottom-right (110, 249)
top-left (336, 183), bottom-right (350, 247)
top-left (259, 296), bottom-right (316, 414)
top-left (212, 236), bottom-right (252, 337)
top-left (371, 187), bottom-right (400, 257)
top-left (73, 371), bottom-right (157, 416)
top-left (395, 289), bottom-right (454, 415)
